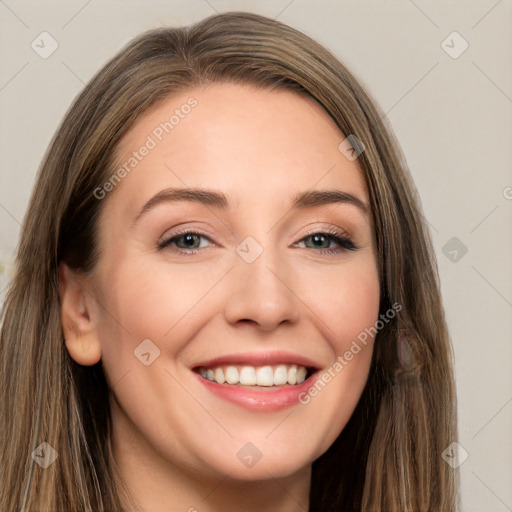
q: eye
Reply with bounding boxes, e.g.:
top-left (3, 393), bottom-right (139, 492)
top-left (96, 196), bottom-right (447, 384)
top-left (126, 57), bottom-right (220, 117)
top-left (158, 230), bottom-right (214, 254)
top-left (157, 228), bottom-right (358, 256)
top-left (295, 229), bottom-right (358, 255)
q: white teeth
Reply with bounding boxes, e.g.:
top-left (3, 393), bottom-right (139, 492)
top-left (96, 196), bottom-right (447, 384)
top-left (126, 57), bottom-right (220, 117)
top-left (225, 366), bottom-right (239, 384)
top-left (256, 366), bottom-right (274, 386)
top-left (296, 366), bottom-right (307, 384)
top-left (198, 363), bottom-right (311, 386)
top-left (214, 367), bottom-right (225, 384)
top-left (273, 365), bottom-right (288, 385)
top-left (288, 364), bottom-right (297, 385)
top-left (239, 366), bottom-right (257, 385)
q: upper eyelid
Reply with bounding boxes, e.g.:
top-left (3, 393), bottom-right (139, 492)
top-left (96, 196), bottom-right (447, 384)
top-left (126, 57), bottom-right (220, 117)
top-left (161, 227), bottom-right (349, 241)
top-left (161, 219), bottom-right (352, 239)
top-left (158, 229), bottom-right (214, 248)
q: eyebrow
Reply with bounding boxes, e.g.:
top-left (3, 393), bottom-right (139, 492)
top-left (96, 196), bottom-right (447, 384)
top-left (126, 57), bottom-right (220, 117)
top-left (132, 187), bottom-right (369, 225)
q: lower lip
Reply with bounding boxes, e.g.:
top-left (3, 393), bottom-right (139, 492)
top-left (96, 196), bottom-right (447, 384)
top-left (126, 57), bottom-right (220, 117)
top-left (194, 372), bottom-right (318, 412)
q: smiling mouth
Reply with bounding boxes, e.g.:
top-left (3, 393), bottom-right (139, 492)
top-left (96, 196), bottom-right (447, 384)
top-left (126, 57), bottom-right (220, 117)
top-left (194, 364), bottom-right (315, 388)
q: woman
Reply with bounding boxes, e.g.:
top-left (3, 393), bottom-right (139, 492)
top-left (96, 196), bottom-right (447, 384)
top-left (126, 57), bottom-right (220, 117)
top-left (0, 11), bottom-right (458, 512)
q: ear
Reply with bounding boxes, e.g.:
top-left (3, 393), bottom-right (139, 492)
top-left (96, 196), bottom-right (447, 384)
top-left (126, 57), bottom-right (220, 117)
top-left (58, 262), bottom-right (102, 366)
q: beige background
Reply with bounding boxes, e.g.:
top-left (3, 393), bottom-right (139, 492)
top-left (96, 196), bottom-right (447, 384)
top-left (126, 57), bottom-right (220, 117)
top-left (1, 1), bottom-right (511, 510)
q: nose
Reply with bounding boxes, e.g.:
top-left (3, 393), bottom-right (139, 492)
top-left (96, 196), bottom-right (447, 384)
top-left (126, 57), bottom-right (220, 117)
top-left (223, 243), bottom-right (301, 331)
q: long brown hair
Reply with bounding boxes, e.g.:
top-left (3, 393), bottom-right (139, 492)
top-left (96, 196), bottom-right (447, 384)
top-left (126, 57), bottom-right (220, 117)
top-left (0, 11), bottom-right (458, 511)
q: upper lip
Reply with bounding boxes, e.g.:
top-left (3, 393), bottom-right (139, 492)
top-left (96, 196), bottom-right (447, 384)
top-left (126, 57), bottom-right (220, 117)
top-left (192, 351), bottom-right (322, 371)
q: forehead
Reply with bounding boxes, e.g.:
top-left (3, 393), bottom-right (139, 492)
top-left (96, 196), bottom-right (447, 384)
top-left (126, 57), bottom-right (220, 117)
top-left (109, 82), bottom-right (368, 214)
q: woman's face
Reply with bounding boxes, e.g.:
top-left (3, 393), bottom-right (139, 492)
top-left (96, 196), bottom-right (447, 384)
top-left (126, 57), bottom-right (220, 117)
top-left (80, 82), bottom-right (380, 482)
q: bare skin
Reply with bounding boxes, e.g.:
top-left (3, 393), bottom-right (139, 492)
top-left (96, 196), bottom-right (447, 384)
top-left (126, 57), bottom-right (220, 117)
top-left (59, 82), bottom-right (380, 512)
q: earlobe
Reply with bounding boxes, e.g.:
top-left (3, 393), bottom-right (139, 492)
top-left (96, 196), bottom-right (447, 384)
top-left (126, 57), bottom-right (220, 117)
top-left (58, 262), bottom-right (102, 366)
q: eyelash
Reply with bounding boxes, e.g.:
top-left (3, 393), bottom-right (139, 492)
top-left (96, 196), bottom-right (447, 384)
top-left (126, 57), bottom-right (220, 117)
top-left (157, 227), bottom-right (358, 256)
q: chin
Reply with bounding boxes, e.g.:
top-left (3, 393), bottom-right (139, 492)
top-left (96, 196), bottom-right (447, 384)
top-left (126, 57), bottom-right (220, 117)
top-left (193, 437), bottom-right (321, 482)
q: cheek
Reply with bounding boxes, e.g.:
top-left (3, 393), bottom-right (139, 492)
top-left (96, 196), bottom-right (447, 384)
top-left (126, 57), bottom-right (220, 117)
top-left (98, 258), bottom-right (209, 339)
top-left (326, 260), bottom-right (381, 388)
top-left (330, 267), bottom-right (380, 346)
top-left (93, 255), bottom-right (229, 387)
top-left (298, 255), bottom-right (381, 349)
top-left (295, 259), bottom-right (380, 450)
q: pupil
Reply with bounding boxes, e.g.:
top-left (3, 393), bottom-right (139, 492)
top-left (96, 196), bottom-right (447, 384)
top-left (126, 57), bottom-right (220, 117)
top-left (183, 234), bottom-right (198, 247)
top-left (313, 234), bottom-right (327, 248)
